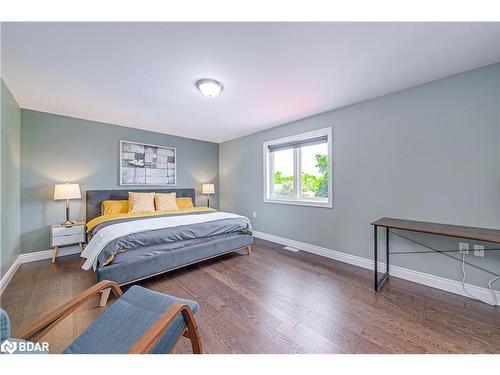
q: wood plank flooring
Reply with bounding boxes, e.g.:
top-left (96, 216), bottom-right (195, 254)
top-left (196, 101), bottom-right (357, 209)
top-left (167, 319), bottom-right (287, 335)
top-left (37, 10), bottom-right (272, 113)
top-left (1, 238), bottom-right (499, 353)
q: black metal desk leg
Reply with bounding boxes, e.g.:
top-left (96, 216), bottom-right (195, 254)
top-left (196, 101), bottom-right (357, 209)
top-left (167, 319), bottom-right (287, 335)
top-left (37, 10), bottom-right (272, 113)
top-left (373, 225), bottom-right (378, 290)
top-left (386, 227), bottom-right (390, 274)
top-left (374, 225), bottom-right (390, 292)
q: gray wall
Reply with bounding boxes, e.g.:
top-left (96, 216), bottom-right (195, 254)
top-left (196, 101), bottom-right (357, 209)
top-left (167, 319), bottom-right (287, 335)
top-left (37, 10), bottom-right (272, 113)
top-left (1, 79), bottom-right (21, 278)
top-left (21, 110), bottom-right (219, 253)
top-left (220, 63), bottom-right (500, 289)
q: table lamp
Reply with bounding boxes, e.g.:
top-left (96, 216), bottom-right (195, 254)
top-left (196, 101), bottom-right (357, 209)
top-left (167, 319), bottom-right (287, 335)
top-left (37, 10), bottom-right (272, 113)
top-left (54, 183), bottom-right (81, 225)
top-left (202, 183), bottom-right (215, 208)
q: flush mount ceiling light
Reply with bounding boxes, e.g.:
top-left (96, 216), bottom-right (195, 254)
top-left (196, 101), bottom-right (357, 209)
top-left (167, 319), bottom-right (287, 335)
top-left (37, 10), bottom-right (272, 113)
top-left (196, 78), bottom-right (223, 97)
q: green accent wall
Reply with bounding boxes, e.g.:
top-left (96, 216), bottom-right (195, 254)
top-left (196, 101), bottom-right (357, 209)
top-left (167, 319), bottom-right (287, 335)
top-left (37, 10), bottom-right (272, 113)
top-left (20, 110), bottom-right (219, 253)
top-left (1, 79), bottom-right (21, 278)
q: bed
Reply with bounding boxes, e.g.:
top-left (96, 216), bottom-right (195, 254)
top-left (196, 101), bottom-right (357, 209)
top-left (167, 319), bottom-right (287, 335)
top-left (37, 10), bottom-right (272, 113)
top-left (83, 188), bottom-right (253, 305)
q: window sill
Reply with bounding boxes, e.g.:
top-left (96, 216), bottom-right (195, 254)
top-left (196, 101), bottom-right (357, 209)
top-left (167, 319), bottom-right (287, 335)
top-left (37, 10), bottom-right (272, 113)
top-left (263, 198), bottom-right (332, 208)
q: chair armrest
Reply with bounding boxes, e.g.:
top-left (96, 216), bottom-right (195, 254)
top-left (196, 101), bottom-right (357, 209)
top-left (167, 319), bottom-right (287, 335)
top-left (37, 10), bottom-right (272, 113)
top-left (128, 303), bottom-right (198, 354)
top-left (18, 280), bottom-right (122, 342)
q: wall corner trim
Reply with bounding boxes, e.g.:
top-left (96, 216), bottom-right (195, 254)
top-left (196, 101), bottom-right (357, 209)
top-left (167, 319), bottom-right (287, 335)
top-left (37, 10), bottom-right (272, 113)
top-left (0, 246), bottom-right (81, 295)
top-left (252, 230), bottom-right (500, 306)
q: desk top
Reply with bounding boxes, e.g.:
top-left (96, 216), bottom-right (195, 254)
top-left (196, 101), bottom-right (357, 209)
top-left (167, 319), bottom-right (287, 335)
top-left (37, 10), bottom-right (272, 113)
top-left (372, 217), bottom-right (500, 243)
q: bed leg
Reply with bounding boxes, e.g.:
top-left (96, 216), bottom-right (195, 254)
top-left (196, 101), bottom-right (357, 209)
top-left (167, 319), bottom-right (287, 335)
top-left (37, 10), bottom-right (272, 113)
top-left (246, 245), bottom-right (252, 255)
top-left (99, 288), bottom-right (111, 307)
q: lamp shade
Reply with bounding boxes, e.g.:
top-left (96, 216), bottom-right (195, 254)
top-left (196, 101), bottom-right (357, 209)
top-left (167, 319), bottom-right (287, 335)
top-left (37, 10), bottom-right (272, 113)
top-left (202, 183), bottom-right (215, 195)
top-left (54, 183), bottom-right (81, 200)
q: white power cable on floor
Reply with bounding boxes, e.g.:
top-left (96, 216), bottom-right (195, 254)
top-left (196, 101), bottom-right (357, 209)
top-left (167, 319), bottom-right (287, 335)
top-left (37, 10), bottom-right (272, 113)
top-left (390, 230), bottom-right (499, 306)
top-left (461, 252), bottom-right (499, 306)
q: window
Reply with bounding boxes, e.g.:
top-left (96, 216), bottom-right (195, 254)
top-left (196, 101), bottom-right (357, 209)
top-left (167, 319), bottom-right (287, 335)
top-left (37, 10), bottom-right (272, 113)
top-left (263, 127), bottom-right (332, 208)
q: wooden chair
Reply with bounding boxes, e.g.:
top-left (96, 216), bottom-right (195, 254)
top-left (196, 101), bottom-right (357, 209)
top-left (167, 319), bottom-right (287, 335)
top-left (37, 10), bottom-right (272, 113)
top-left (7, 280), bottom-right (202, 354)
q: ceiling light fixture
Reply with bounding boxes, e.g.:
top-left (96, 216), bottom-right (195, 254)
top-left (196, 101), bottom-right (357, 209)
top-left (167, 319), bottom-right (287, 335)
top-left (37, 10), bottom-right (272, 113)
top-left (196, 78), bottom-right (223, 97)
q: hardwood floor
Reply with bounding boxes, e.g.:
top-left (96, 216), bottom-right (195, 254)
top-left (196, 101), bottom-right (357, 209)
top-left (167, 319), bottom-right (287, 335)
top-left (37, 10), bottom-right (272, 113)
top-left (1, 238), bottom-right (499, 353)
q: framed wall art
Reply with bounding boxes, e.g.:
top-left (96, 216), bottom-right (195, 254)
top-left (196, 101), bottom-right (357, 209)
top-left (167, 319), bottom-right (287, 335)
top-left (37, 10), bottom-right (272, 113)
top-left (119, 140), bottom-right (176, 185)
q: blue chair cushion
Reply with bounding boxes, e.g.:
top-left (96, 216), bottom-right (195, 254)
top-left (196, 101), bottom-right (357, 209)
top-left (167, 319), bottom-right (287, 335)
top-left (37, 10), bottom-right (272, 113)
top-left (0, 309), bottom-right (10, 343)
top-left (63, 285), bottom-right (199, 354)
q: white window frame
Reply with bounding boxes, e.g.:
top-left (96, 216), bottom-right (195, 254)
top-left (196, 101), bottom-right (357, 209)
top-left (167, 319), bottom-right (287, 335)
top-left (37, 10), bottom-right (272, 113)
top-left (263, 127), bottom-right (333, 208)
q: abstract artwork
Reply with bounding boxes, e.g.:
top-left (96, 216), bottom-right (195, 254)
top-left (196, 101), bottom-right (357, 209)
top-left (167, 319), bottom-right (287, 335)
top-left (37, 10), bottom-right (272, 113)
top-left (120, 140), bottom-right (176, 185)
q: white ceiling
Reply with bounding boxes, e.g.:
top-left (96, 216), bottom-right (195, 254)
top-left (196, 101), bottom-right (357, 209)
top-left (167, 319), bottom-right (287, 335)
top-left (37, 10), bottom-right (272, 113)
top-left (2, 22), bottom-right (499, 143)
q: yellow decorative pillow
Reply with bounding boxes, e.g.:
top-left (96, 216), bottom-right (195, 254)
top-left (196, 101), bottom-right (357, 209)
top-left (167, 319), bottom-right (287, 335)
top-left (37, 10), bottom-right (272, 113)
top-left (155, 192), bottom-right (178, 211)
top-left (102, 200), bottom-right (129, 215)
top-left (128, 192), bottom-right (155, 214)
top-left (176, 197), bottom-right (194, 209)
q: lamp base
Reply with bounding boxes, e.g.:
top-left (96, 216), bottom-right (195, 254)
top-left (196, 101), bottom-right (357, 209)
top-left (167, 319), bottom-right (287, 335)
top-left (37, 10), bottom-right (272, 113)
top-left (62, 200), bottom-right (76, 226)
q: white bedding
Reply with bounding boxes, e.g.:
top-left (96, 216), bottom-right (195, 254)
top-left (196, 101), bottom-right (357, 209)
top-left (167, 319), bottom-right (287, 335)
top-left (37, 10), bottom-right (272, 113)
top-left (81, 211), bottom-right (247, 271)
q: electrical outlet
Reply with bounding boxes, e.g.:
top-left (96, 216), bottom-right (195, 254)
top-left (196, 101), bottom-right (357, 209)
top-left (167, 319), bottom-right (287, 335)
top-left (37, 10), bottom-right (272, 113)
top-left (252, 211), bottom-right (257, 218)
top-left (474, 244), bottom-right (485, 257)
top-left (459, 242), bottom-right (469, 254)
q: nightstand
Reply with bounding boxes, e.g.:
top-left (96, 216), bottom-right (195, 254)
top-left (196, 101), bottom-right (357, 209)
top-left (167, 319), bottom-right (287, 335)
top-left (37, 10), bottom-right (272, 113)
top-left (50, 222), bottom-right (86, 263)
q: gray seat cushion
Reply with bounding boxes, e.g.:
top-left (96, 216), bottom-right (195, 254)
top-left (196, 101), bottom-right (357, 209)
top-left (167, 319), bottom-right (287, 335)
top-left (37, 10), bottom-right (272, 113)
top-left (63, 285), bottom-right (199, 354)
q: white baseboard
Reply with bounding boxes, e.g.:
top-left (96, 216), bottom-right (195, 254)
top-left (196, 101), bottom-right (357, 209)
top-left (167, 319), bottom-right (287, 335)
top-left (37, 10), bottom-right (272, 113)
top-left (3, 234), bottom-right (499, 306)
top-left (0, 245), bottom-right (81, 295)
top-left (253, 230), bottom-right (375, 269)
top-left (253, 230), bottom-right (500, 306)
top-left (0, 256), bottom-right (22, 295)
top-left (17, 246), bottom-right (81, 263)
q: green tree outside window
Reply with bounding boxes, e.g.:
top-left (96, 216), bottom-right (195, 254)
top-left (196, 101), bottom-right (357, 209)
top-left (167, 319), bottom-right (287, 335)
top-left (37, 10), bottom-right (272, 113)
top-left (273, 153), bottom-right (328, 198)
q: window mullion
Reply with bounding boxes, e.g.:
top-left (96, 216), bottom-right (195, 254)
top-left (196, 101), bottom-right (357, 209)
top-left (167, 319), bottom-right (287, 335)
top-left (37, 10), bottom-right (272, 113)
top-left (269, 151), bottom-right (274, 199)
top-left (294, 147), bottom-right (300, 201)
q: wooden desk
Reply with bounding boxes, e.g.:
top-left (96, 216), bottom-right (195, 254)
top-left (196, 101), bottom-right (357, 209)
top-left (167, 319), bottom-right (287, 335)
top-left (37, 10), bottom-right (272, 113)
top-left (371, 217), bottom-right (500, 291)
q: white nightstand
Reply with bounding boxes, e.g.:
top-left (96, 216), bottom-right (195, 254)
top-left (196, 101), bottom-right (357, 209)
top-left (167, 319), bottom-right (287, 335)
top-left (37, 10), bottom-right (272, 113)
top-left (50, 221), bottom-right (86, 263)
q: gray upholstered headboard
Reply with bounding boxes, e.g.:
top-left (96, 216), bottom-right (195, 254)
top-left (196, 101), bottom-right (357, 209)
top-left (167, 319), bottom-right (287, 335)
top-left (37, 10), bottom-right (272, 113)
top-left (86, 188), bottom-right (196, 222)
